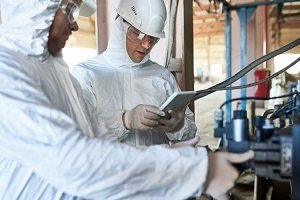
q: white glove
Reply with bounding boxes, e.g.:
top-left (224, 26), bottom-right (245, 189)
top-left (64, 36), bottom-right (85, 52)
top-left (157, 109), bottom-right (185, 132)
top-left (204, 151), bottom-right (254, 199)
top-left (123, 104), bottom-right (165, 131)
top-left (169, 136), bottom-right (199, 148)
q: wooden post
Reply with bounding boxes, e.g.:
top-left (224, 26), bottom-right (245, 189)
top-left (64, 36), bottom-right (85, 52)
top-left (183, 0), bottom-right (195, 112)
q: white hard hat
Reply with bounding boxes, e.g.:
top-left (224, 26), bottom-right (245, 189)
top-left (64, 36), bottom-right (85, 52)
top-left (115, 0), bottom-right (167, 38)
top-left (79, 0), bottom-right (96, 17)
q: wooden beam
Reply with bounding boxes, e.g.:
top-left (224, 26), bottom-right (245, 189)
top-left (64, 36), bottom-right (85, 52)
top-left (281, 19), bottom-right (300, 29)
top-left (269, 4), bottom-right (300, 18)
top-left (283, 5), bottom-right (300, 10)
top-left (282, 12), bottom-right (300, 19)
top-left (183, 0), bottom-right (194, 112)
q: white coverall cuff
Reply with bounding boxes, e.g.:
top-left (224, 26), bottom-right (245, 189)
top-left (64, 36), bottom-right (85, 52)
top-left (118, 110), bottom-right (131, 136)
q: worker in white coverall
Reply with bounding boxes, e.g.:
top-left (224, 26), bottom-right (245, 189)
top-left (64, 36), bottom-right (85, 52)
top-left (0, 0), bottom-right (254, 199)
top-left (71, 0), bottom-right (198, 147)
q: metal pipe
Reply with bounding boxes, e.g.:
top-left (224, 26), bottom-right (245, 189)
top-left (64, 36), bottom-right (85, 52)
top-left (238, 7), bottom-right (247, 110)
top-left (225, 7), bottom-right (232, 122)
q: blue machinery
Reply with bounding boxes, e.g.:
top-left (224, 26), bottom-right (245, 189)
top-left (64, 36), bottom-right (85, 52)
top-left (214, 85), bottom-right (300, 199)
top-left (193, 1), bottom-right (300, 199)
top-left (211, 0), bottom-right (300, 200)
top-left (222, 0), bottom-right (299, 122)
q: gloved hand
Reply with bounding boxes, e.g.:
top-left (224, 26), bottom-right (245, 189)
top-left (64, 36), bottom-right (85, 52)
top-left (123, 104), bottom-right (165, 131)
top-left (204, 151), bottom-right (254, 200)
top-left (157, 108), bottom-right (185, 132)
top-left (169, 136), bottom-right (199, 148)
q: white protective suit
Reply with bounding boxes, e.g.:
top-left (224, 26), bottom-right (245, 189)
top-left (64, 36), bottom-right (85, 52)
top-left (71, 17), bottom-right (197, 147)
top-left (0, 0), bottom-right (208, 199)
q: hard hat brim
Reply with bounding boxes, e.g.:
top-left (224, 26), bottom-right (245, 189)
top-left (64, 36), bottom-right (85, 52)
top-left (79, 0), bottom-right (96, 17)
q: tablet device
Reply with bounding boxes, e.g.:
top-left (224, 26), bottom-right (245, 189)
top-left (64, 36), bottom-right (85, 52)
top-left (159, 91), bottom-right (196, 114)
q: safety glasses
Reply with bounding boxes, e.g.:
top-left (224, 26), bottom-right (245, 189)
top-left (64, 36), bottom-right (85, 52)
top-left (126, 25), bottom-right (160, 47)
top-left (59, 0), bottom-right (80, 23)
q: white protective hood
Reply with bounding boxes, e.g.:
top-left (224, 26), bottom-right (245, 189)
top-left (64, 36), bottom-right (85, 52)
top-left (0, 0), bottom-right (58, 61)
top-left (100, 16), bottom-right (150, 68)
top-left (0, 0), bottom-right (96, 60)
top-left (0, 0), bottom-right (94, 137)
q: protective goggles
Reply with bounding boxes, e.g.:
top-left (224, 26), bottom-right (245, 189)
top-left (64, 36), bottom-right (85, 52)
top-left (60, 0), bottom-right (80, 23)
top-left (126, 25), bottom-right (160, 47)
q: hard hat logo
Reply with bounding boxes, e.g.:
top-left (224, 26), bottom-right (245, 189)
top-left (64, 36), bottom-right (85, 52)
top-left (116, 0), bottom-right (167, 39)
top-left (131, 6), bottom-right (138, 16)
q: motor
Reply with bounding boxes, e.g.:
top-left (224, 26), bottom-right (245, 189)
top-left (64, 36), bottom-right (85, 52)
top-left (213, 81), bottom-right (300, 199)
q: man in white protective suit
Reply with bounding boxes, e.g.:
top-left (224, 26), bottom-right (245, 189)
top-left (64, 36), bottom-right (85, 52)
top-left (71, 0), bottom-right (198, 147)
top-left (0, 0), bottom-right (253, 199)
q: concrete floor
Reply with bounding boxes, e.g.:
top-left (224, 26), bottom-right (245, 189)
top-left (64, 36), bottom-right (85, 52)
top-left (194, 81), bottom-right (224, 149)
